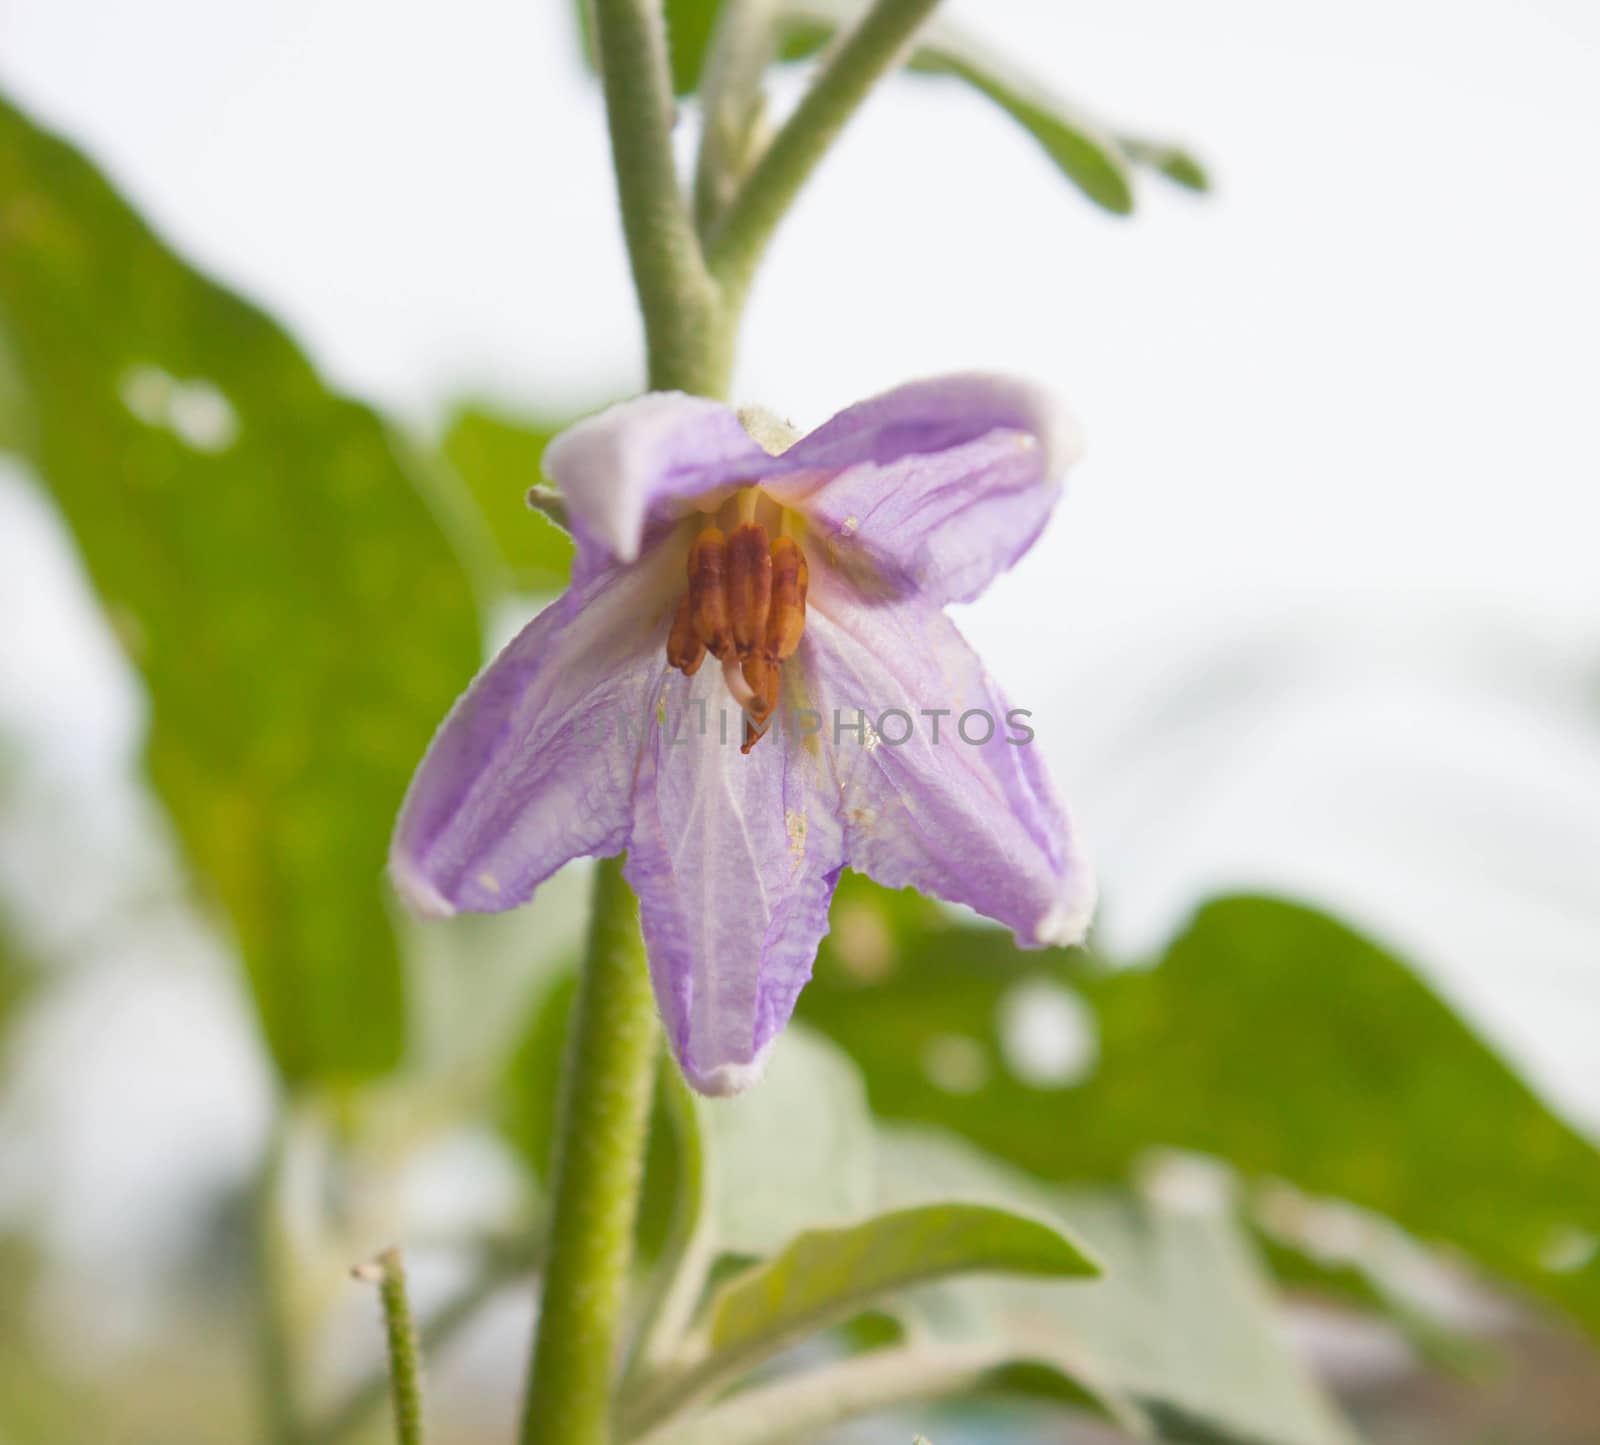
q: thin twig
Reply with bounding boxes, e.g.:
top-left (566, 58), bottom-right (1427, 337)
top-left (351, 1248), bottom-right (427, 1445)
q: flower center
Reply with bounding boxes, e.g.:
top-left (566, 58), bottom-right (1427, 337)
top-left (665, 493), bottom-right (808, 754)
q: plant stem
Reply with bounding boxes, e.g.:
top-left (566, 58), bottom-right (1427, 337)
top-left (705, 0), bottom-right (943, 302)
top-left (521, 1), bottom-right (946, 1438)
top-left (518, 3), bottom-right (720, 1439)
top-left (518, 858), bottom-right (660, 1445)
top-left (310, 1240), bottom-right (535, 1444)
top-left (253, 1117), bottom-right (301, 1445)
top-left (590, 0), bottom-right (731, 395)
top-left (358, 1248), bottom-right (427, 1445)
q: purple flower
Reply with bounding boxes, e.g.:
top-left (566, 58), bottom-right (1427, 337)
top-left (391, 375), bottom-right (1095, 1095)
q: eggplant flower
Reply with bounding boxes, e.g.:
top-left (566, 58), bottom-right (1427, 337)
top-left (391, 375), bottom-right (1095, 1095)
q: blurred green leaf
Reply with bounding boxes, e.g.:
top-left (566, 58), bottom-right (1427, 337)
top-left (618, 1027), bottom-right (879, 1399)
top-left (800, 884), bottom-right (1600, 1334)
top-left (776, 4), bottom-right (1207, 214)
top-left (1251, 1206), bottom-right (1492, 1376)
top-left (665, 0), bottom-right (728, 95)
top-left (500, 971), bottom-right (579, 1179)
top-left (908, 46), bottom-right (1134, 216)
top-left (881, 1128), bottom-right (1355, 1445)
top-left (704, 1026), bottom-right (878, 1257)
top-left (1118, 136), bottom-right (1210, 193)
top-left (439, 405), bottom-right (574, 594)
top-left (0, 95), bottom-right (482, 1083)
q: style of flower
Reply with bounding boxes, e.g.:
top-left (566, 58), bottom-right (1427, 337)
top-left (390, 375), bottom-right (1095, 1095)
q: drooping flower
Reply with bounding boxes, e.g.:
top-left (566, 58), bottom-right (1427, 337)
top-left (390, 375), bottom-right (1095, 1095)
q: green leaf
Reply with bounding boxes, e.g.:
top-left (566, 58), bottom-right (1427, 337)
top-left (800, 884), bottom-right (1600, 1335)
top-left (907, 47), bottom-right (1133, 216)
top-left (879, 1128), bottom-right (1354, 1445)
top-left (776, 4), bottom-right (1207, 214)
top-left (1118, 136), bottom-right (1211, 192)
top-left (439, 405), bottom-right (574, 594)
top-left (620, 1044), bottom-right (1115, 1442)
top-left (702, 1200), bottom-right (1095, 1373)
top-left (629, 1036), bottom-right (1349, 1444)
top-left (665, 0), bottom-right (729, 95)
top-left (0, 95), bottom-right (482, 1083)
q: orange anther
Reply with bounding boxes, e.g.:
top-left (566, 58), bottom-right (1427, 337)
top-left (741, 714), bottom-right (771, 754)
top-left (741, 652), bottom-right (780, 724)
top-left (666, 594), bottom-right (706, 676)
top-left (766, 535), bottom-right (808, 662)
top-left (688, 527), bottom-right (733, 659)
top-left (727, 522), bottom-right (772, 658)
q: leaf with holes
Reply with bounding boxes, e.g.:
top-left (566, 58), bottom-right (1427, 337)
top-left (0, 94), bottom-right (482, 1083)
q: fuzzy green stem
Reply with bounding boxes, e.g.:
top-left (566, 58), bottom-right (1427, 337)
top-left (360, 1248), bottom-right (427, 1445)
top-left (591, 0), bottom-right (732, 395)
top-left (705, 0), bottom-right (943, 302)
top-left (518, 858), bottom-right (660, 1445)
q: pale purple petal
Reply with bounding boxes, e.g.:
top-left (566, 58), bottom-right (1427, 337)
top-left (799, 565), bottom-right (1096, 948)
top-left (542, 392), bottom-right (778, 591)
top-left (390, 552), bottom-right (678, 916)
top-left (625, 670), bottom-right (846, 1095)
top-left (769, 373), bottom-right (1083, 605)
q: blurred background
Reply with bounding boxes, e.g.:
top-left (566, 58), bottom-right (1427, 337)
top-left (1, 0), bottom-right (1598, 1441)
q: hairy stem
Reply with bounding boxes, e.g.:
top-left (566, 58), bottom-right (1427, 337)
top-left (357, 1248), bottom-right (427, 1445)
top-left (590, 0), bottom-right (731, 395)
top-left (518, 858), bottom-right (660, 1444)
top-left (309, 1247), bottom-right (527, 1445)
top-left (706, 0), bottom-right (943, 302)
